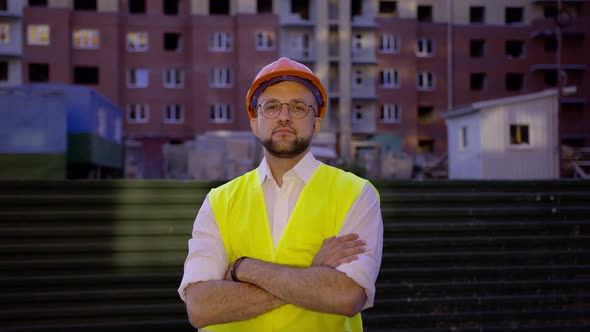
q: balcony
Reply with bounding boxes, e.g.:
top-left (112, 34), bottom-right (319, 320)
top-left (0, 12), bottom-right (22, 19)
top-left (0, 20), bottom-right (23, 57)
top-left (351, 76), bottom-right (377, 100)
top-left (0, 49), bottom-right (22, 57)
top-left (0, 41), bottom-right (23, 58)
top-left (0, 3), bottom-right (23, 19)
top-left (530, 64), bottom-right (588, 71)
top-left (351, 48), bottom-right (377, 64)
top-left (562, 97), bottom-right (587, 104)
top-left (351, 106), bottom-right (377, 134)
top-left (282, 49), bottom-right (315, 63)
top-left (280, 11), bottom-right (315, 27)
top-left (351, 15), bottom-right (377, 29)
top-left (530, 17), bottom-right (587, 38)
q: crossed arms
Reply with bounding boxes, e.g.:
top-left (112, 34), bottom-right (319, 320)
top-left (185, 234), bottom-right (367, 328)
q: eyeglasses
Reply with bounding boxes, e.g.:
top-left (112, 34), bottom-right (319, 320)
top-left (257, 98), bottom-right (316, 119)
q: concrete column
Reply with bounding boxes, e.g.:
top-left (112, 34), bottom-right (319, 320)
top-left (338, 0), bottom-right (352, 162)
top-left (315, 0), bottom-right (330, 119)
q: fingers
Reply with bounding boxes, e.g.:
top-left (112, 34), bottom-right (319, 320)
top-left (325, 243), bottom-right (366, 263)
top-left (336, 238), bottom-right (366, 250)
top-left (322, 233), bottom-right (359, 248)
top-left (328, 255), bottom-right (359, 268)
top-left (337, 233), bottom-right (360, 242)
top-left (323, 234), bottom-right (366, 265)
top-left (327, 235), bottom-right (366, 259)
top-left (314, 233), bottom-right (367, 268)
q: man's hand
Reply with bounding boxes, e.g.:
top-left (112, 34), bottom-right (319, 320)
top-left (312, 233), bottom-right (366, 268)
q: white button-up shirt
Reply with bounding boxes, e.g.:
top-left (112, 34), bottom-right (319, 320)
top-left (179, 152), bottom-right (383, 309)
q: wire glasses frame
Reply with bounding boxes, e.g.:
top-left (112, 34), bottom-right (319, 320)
top-left (257, 98), bottom-right (316, 119)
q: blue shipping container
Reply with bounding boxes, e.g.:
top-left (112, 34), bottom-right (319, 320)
top-left (0, 87), bottom-right (67, 153)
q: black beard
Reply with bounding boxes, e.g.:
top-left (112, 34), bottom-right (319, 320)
top-left (260, 135), bottom-right (311, 159)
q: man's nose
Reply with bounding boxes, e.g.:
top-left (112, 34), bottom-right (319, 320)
top-left (277, 103), bottom-right (292, 121)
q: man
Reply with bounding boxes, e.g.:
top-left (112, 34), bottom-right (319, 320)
top-left (178, 57), bottom-right (383, 331)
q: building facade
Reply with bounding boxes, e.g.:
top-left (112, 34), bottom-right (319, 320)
top-left (0, 0), bottom-right (24, 87)
top-left (17, 0), bottom-right (589, 178)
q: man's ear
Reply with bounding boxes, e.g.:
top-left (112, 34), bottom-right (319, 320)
top-left (313, 117), bottom-right (322, 136)
top-left (250, 117), bottom-right (259, 137)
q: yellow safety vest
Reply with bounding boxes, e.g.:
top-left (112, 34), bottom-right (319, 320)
top-left (207, 163), bottom-right (368, 332)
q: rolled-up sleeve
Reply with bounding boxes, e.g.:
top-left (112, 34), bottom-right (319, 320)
top-left (178, 195), bottom-right (228, 302)
top-left (335, 183), bottom-right (383, 310)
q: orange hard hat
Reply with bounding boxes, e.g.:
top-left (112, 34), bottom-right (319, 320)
top-left (246, 57), bottom-right (327, 119)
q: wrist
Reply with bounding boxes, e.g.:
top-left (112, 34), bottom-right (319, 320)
top-left (230, 256), bottom-right (248, 282)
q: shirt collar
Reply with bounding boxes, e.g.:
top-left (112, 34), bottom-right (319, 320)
top-left (257, 150), bottom-right (320, 185)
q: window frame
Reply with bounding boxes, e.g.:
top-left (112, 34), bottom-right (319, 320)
top-left (505, 40), bottom-right (525, 59)
top-left (289, 31), bottom-right (311, 58)
top-left (417, 105), bottom-right (435, 125)
top-left (417, 5), bottom-right (433, 22)
top-left (378, 0), bottom-right (398, 17)
top-left (379, 33), bottom-right (400, 54)
top-left (73, 29), bottom-right (100, 49)
top-left (27, 24), bottom-right (50, 46)
top-left (0, 61), bottom-right (8, 81)
top-left (470, 39), bottom-right (486, 58)
top-left (417, 72), bottom-right (436, 91)
top-left (470, 72), bottom-right (487, 91)
top-left (380, 103), bottom-right (401, 124)
top-left (210, 67), bottom-right (233, 88)
top-left (353, 34), bottom-right (363, 52)
top-left (73, 0), bottom-right (97, 11)
top-left (416, 38), bottom-right (434, 57)
top-left (209, 103), bottom-right (233, 123)
top-left (127, 68), bottom-right (149, 88)
top-left (353, 69), bottom-right (364, 88)
top-left (460, 126), bottom-right (468, 149)
top-left (209, 31), bottom-right (232, 52)
top-left (73, 66), bottom-right (99, 85)
top-left (128, 0), bottom-right (146, 14)
top-left (352, 104), bottom-right (365, 122)
top-left (164, 104), bottom-right (185, 124)
top-left (163, 0), bottom-right (180, 15)
top-left (505, 73), bottom-right (525, 92)
top-left (255, 31), bottom-right (275, 51)
top-left (163, 68), bottom-right (185, 88)
top-left (380, 68), bottom-right (400, 88)
top-left (127, 104), bottom-right (150, 124)
top-left (0, 24), bottom-right (9, 44)
top-left (505, 7), bottom-right (524, 25)
top-left (469, 6), bottom-right (485, 24)
top-left (163, 32), bottom-right (182, 52)
top-left (509, 124), bottom-right (531, 146)
top-left (126, 32), bottom-right (148, 52)
top-left (28, 63), bottom-right (50, 82)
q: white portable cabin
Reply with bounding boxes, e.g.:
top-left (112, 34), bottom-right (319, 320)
top-left (442, 87), bottom-right (575, 179)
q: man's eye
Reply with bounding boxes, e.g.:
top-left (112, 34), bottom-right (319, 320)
top-left (291, 103), bottom-right (307, 112)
